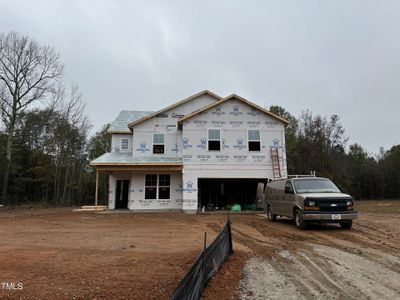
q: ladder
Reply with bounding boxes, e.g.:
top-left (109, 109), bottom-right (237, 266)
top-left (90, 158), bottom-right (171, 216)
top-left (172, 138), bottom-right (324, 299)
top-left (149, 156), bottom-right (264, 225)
top-left (270, 147), bottom-right (281, 179)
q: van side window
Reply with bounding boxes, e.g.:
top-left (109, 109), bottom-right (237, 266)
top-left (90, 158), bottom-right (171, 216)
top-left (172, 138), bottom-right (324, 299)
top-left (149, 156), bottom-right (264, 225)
top-left (284, 181), bottom-right (294, 194)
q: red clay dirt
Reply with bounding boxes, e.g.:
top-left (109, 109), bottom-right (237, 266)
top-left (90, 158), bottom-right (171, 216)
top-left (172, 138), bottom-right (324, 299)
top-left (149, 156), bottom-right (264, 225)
top-left (0, 206), bottom-right (399, 299)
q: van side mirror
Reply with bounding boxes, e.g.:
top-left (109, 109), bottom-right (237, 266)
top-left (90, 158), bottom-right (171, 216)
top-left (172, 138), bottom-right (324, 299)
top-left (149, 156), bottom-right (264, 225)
top-left (284, 186), bottom-right (293, 194)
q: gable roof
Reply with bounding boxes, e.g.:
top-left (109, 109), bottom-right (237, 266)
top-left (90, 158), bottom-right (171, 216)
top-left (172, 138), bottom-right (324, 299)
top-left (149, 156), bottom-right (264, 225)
top-left (127, 90), bottom-right (222, 129)
top-left (178, 94), bottom-right (289, 125)
top-left (108, 110), bottom-right (154, 133)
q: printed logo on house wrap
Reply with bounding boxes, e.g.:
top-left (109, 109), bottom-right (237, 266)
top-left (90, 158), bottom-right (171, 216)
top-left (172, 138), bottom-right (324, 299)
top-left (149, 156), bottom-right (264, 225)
top-left (197, 155), bottom-right (211, 161)
top-left (216, 155), bottom-right (229, 161)
top-left (183, 155), bottom-right (192, 161)
top-left (234, 155), bottom-right (247, 161)
top-left (194, 120), bottom-right (207, 127)
top-left (172, 112), bottom-right (185, 119)
top-left (222, 138), bottom-right (229, 149)
top-left (155, 113), bottom-right (168, 118)
top-left (184, 181), bottom-right (197, 193)
top-left (247, 108), bottom-right (260, 116)
top-left (247, 121), bottom-right (260, 128)
top-left (136, 142), bottom-right (149, 153)
top-left (182, 138), bottom-right (192, 149)
top-left (211, 120), bottom-right (225, 127)
top-left (229, 120), bottom-right (243, 127)
top-left (233, 138), bottom-right (247, 149)
top-left (252, 155), bottom-right (266, 162)
top-left (272, 139), bottom-right (280, 147)
top-left (212, 106), bottom-right (225, 116)
top-left (266, 120), bottom-right (278, 128)
top-left (230, 105), bottom-right (242, 116)
top-left (197, 138), bottom-right (207, 149)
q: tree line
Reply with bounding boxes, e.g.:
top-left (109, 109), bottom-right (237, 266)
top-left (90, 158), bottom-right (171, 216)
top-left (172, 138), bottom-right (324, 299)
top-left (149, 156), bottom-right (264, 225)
top-left (0, 31), bottom-right (399, 206)
top-left (0, 31), bottom-right (109, 206)
top-left (270, 106), bottom-right (400, 200)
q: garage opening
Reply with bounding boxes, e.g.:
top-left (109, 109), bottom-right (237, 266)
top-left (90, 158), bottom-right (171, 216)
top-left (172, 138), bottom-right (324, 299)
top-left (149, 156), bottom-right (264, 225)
top-left (198, 178), bottom-right (268, 211)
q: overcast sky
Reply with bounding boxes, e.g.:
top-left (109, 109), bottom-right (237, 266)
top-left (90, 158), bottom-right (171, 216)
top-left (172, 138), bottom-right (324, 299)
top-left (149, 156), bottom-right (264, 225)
top-left (1, 0), bottom-right (399, 154)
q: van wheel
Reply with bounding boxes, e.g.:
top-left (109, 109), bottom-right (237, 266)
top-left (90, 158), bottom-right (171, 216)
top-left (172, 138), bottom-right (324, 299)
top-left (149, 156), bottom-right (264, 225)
top-left (340, 221), bottom-right (352, 229)
top-left (294, 209), bottom-right (307, 230)
top-left (267, 206), bottom-right (277, 222)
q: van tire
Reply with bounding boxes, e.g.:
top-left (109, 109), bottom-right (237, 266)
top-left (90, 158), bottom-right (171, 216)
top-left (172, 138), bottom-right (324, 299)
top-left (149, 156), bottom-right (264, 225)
top-left (340, 221), bottom-right (352, 229)
top-left (267, 205), bottom-right (277, 222)
top-left (294, 208), bottom-right (307, 230)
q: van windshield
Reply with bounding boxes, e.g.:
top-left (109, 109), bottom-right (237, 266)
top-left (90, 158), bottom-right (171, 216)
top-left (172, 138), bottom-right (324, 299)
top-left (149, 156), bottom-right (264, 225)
top-left (293, 179), bottom-right (341, 194)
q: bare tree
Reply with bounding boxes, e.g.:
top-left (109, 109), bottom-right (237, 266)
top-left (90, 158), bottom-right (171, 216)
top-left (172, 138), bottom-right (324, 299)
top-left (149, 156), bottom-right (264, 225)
top-left (0, 31), bottom-right (63, 204)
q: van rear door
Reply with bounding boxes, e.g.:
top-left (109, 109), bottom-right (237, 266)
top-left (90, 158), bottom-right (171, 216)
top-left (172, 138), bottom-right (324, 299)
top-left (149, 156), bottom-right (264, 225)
top-left (256, 183), bottom-right (266, 209)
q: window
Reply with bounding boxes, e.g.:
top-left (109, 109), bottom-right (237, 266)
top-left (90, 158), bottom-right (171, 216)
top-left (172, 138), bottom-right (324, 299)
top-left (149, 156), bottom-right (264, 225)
top-left (248, 129), bottom-right (261, 151)
top-left (121, 138), bottom-right (129, 150)
top-left (158, 174), bottom-right (171, 199)
top-left (145, 174), bottom-right (170, 200)
top-left (153, 133), bottom-right (165, 154)
top-left (208, 129), bottom-right (221, 151)
top-left (145, 174), bottom-right (158, 199)
top-left (285, 181), bottom-right (294, 194)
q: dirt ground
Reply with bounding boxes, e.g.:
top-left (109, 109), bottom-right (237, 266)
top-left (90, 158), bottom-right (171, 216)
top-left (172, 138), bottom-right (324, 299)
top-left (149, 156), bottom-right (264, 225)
top-left (0, 201), bottom-right (399, 299)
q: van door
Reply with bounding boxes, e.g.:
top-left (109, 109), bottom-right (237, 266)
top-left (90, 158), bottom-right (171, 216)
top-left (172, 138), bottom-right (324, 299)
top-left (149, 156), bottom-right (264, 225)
top-left (282, 180), bottom-right (295, 216)
top-left (268, 181), bottom-right (284, 216)
top-left (256, 183), bottom-right (266, 209)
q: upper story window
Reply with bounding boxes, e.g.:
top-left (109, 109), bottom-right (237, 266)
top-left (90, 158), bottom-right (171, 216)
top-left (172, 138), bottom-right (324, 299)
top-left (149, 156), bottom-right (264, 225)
top-left (121, 138), bottom-right (129, 150)
top-left (153, 133), bottom-right (165, 154)
top-left (248, 129), bottom-right (261, 151)
top-left (208, 129), bottom-right (221, 151)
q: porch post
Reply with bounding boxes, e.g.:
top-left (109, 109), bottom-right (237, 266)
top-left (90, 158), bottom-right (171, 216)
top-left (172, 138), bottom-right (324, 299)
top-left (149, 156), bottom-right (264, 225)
top-left (95, 169), bottom-right (99, 211)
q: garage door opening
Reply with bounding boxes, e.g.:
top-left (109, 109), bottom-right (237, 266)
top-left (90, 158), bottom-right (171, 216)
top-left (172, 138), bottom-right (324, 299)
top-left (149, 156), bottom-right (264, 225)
top-left (198, 178), bottom-right (268, 211)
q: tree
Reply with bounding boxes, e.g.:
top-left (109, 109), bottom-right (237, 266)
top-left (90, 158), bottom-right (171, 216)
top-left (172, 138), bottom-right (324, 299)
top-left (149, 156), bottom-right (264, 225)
top-left (87, 124), bottom-right (111, 204)
top-left (0, 31), bottom-right (63, 204)
top-left (295, 110), bottom-right (348, 177)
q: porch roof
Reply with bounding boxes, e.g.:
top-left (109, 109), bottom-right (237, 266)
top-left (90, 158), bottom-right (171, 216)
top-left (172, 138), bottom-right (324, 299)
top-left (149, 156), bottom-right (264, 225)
top-left (90, 152), bottom-right (183, 167)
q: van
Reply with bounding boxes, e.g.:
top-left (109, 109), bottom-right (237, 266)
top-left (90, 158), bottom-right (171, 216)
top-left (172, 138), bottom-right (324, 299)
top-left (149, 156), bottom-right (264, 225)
top-left (257, 176), bottom-right (357, 229)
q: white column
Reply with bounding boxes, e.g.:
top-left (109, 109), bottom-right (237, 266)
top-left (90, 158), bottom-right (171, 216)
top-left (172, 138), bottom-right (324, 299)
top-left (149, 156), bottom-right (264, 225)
top-left (108, 175), bottom-right (116, 209)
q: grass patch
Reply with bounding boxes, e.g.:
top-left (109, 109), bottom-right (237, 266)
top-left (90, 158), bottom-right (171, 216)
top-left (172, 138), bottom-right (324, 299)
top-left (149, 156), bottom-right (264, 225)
top-left (355, 200), bottom-right (400, 214)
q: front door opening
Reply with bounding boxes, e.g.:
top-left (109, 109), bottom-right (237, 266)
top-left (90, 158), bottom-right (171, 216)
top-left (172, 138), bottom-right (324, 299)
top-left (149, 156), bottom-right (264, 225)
top-left (115, 180), bottom-right (129, 209)
top-left (198, 178), bottom-right (268, 211)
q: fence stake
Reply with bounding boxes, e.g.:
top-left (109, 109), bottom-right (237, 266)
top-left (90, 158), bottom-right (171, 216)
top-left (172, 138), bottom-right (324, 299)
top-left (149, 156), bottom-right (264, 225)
top-left (202, 232), bottom-right (207, 292)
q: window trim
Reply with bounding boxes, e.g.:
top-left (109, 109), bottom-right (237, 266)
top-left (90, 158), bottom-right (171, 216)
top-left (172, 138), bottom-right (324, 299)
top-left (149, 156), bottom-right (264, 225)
top-left (144, 174), bottom-right (171, 200)
top-left (152, 132), bottom-right (165, 154)
top-left (247, 129), bottom-right (261, 152)
top-left (207, 128), bottom-right (221, 151)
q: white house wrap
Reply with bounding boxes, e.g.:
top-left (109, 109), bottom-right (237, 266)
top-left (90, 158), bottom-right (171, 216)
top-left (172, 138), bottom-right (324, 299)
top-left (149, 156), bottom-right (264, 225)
top-left (91, 90), bottom-right (288, 213)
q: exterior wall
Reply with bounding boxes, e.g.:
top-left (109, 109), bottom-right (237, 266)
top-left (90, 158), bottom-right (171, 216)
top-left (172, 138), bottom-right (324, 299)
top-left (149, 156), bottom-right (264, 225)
top-left (111, 134), bottom-right (133, 153)
top-left (180, 99), bottom-right (287, 211)
top-left (106, 95), bottom-right (287, 212)
top-left (108, 172), bottom-right (131, 209)
top-left (108, 171), bottom-right (183, 210)
top-left (132, 94), bottom-right (218, 158)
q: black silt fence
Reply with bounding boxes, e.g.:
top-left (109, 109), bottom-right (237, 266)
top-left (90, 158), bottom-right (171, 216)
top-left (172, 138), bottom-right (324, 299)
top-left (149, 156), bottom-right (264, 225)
top-left (170, 219), bottom-right (233, 300)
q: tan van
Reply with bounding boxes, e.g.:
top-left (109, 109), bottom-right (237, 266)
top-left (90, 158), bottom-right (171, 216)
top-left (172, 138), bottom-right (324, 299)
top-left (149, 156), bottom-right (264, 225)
top-left (257, 176), bottom-right (357, 229)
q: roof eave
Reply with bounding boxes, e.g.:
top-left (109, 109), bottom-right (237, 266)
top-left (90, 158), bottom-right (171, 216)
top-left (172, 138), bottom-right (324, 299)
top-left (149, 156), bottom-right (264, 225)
top-left (107, 130), bottom-right (132, 134)
top-left (90, 162), bottom-right (183, 166)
